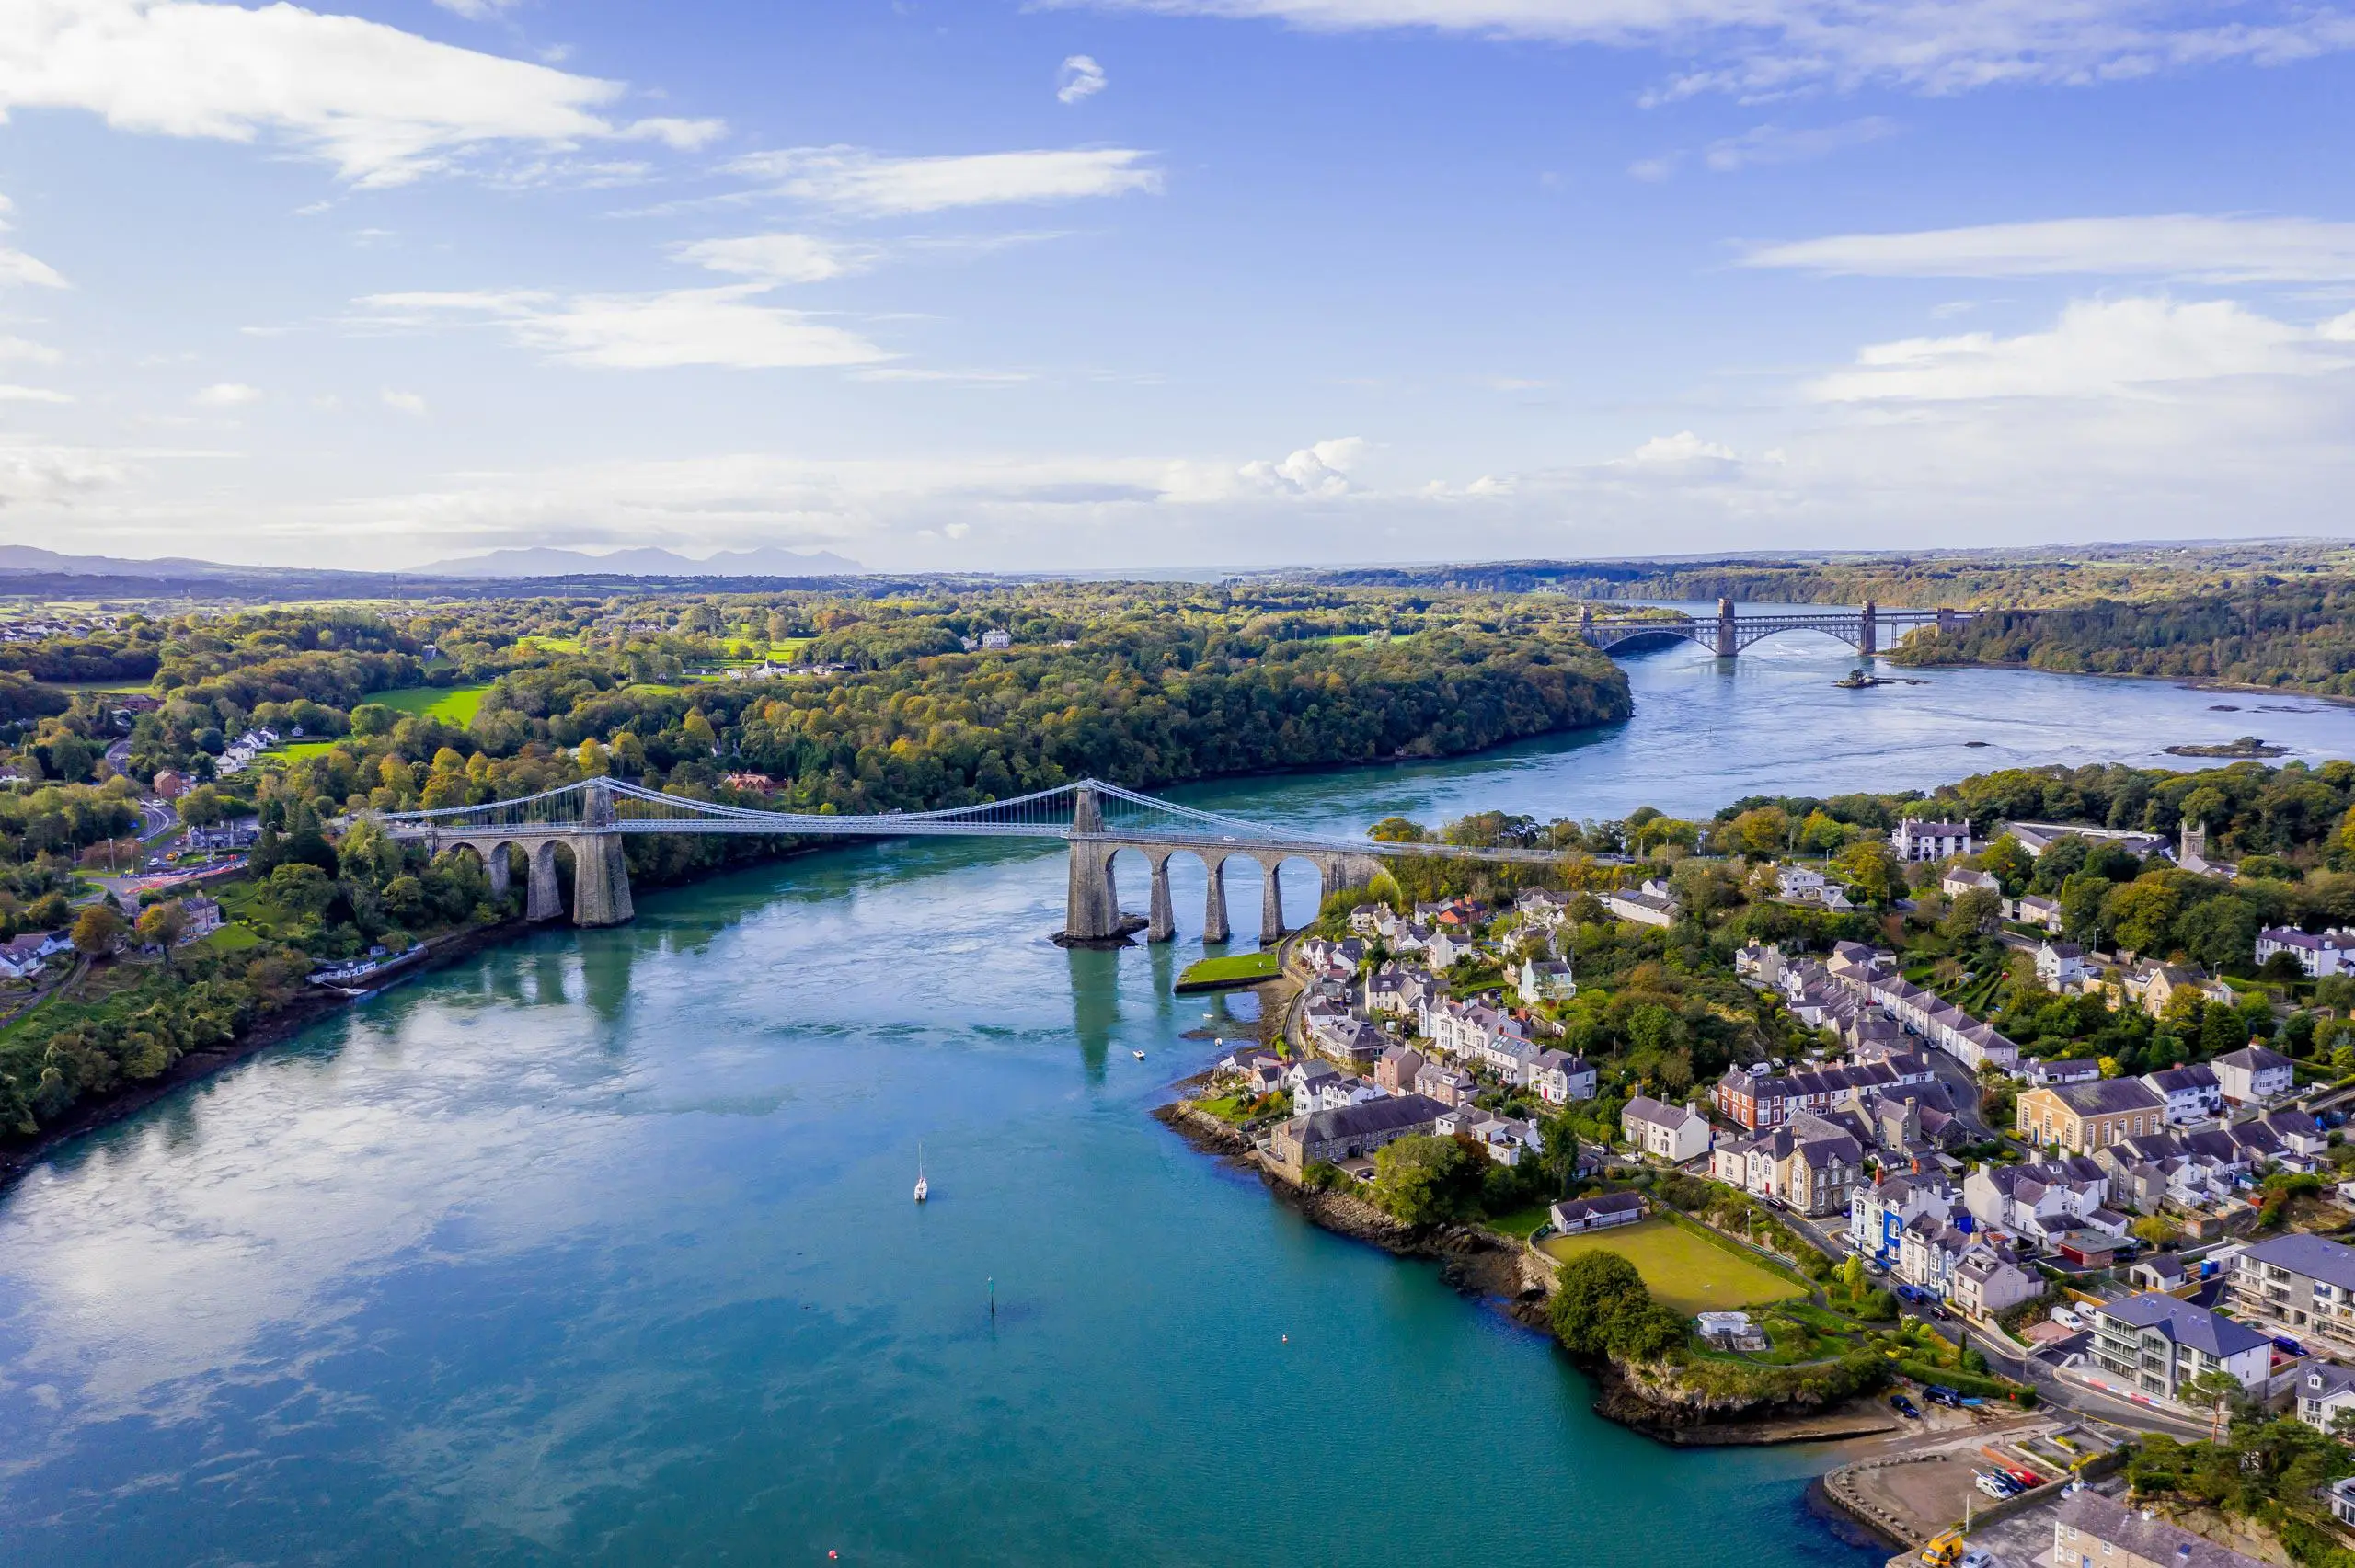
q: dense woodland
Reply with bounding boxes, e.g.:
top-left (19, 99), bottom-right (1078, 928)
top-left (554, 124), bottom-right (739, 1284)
top-left (0, 587), bottom-right (1631, 1142)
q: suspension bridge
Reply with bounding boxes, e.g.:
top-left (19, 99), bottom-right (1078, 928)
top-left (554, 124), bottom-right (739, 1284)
top-left (369, 777), bottom-right (1563, 944)
top-left (1579, 598), bottom-right (2001, 658)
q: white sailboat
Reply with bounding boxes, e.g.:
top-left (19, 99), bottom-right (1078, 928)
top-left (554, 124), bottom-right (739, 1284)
top-left (913, 1143), bottom-right (928, 1204)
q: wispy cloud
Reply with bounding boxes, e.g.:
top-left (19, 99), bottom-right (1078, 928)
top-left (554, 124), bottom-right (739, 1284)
top-left (358, 287), bottom-right (887, 370)
top-left (0, 194), bottom-right (65, 289)
top-left (381, 388), bottom-right (429, 416)
top-left (1745, 214), bottom-right (2355, 283)
top-left (1057, 54), bottom-right (1108, 103)
top-left (727, 145), bottom-right (1161, 216)
top-left (192, 381), bottom-right (260, 406)
top-left (1806, 296), bottom-right (2355, 403)
top-left (671, 233), bottom-right (879, 284)
top-left (1703, 117), bottom-right (1897, 172)
top-left (0, 0), bottom-right (723, 187)
top-left (1063, 0), bottom-right (2355, 99)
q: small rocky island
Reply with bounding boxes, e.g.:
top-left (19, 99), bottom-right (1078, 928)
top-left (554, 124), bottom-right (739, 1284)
top-left (2164, 735), bottom-right (2289, 758)
top-left (1832, 668), bottom-right (1927, 690)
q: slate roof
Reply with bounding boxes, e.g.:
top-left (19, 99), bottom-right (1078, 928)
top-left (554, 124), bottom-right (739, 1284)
top-left (2239, 1232), bottom-right (2355, 1292)
top-left (2042, 1078), bottom-right (2165, 1116)
top-left (2096, 1291), bottom-right (2269, 1359)
top-left (2057, 1489), bottom-right (2269, 1568)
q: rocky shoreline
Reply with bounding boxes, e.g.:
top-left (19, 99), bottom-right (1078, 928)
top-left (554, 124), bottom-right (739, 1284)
top-left (1152, 1100), bottom-right (1895, 1448)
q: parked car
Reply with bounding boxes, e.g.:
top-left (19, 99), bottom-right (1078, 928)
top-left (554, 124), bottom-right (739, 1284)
top-left (2272, 1335), bottom-right (2306, 1356)
top-left (2051, 1308), bottom-right (2082, 1331)
top-left (2004, 1468), bottom-right (2044, 1489)
top-left (1959, 1551), bottom-right (1997, 1568)
top-left (1895, 1284), bottom-right (1922, 1303)
top-left (1924, 1385), bottom-right (1961, 1407)
top-left (1974, 1472), bottom-right (2013, 1500)
top-left (1890, 1394), bottom-right (1921, 1419)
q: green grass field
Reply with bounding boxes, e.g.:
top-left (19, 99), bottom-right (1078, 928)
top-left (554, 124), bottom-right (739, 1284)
top-left (41, 679), bottom-right (155, 694)
top-left (366, 684), bottom-right (491, 725)
top-left (1176, 951), bottom-right (1280, 990)
top-left (1538, 1219), bottom-right (1808, 1314)
top-left (190, 922), bottom-right (262, 956)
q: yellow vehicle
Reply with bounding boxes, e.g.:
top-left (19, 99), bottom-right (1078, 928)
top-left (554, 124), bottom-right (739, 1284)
top-left (1920, 1530), bottom-right (1966, 1568)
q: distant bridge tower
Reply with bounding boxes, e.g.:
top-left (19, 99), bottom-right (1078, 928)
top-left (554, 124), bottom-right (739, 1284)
top-left (1715, 597), bottom-right (1738, 658)
top-left (1859, 600), bottom-right (1878, 658)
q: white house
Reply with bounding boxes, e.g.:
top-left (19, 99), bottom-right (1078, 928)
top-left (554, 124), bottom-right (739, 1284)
top-left (2212, 1045), bottom-right (2294, 1107)
top-left (2142, 1062), bottom-right (2223, 1126)
top-left (1530, 1049), bottom-right (1597, 1105)
top-left (1891, 819), bottom-right (1973, 862)
top-left (1941, 866), bottom-right (2000, 898)
top-left (1776, 864), bottom-right (1827, 899)
top-left (1621, 1095), bottom-right (1711, 1162)
top-left (1518, 956), bottom-right (1576, 1004)
top-left (2035, 941), bottom-right (2090, 989)
top-left (1427, 928), bottom-right (1478, 969)
top-left (1602, 881), bottom-right (1679, 928)
top-left (2257, 927), bottom-right (2355, 978)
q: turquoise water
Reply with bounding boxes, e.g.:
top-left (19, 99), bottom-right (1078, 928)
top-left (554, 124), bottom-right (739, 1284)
top-left (4, 634), bottom-right (2353, 1566)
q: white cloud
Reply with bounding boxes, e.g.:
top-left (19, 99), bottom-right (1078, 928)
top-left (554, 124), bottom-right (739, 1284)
top-left (381, 388), bottom-right (428, 416)
top-left (672, 233), bottom-right (877, 284)
top-left (1806, 296), bottom-right (2351, 402)
top-left (729, 145), bottom-right (1161, 215)
top-left (431, 0), bottom-right (517, 17)
top-left (1745, 214), bottom-right (2355, 283)
top-left (1239, 436), bottom-right (1363, 496)
top-left (360, 286), bottom-right (888, 370)
top-left (192, 381), bottom-right (260, 406)
top-left (1621, 430), bottom-right (1740, 465)
top-left (0, 384), bottom-right (72, 403)
top-left (1703, 117), bottom-right (1896, 172)
top-left (1063, 0), bottom-right (2355, 98)
top-left (0, 193), bottom-right (65, 289)
top-left (0, 336), bottom-right (62, 365)
top-left (1057, 54), bottom-right (1108, 103)
top-left (0, 0), bottom-right (726, 187)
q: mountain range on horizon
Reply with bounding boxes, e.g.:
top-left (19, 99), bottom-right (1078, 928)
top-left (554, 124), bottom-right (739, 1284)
top-left (413, 545), bottom-right (866, 578)
top-left (0, 544), bottom-right (866, 582)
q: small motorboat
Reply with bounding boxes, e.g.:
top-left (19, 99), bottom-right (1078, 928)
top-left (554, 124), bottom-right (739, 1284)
top-left (1132, 1049), bottom-right (1146, 1060)
top-left (913, 1143), bottom-right (928, 1204)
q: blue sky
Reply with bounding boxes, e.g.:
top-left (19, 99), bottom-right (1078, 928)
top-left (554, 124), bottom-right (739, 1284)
top-left (2, 0), bottom-right (2353, 571)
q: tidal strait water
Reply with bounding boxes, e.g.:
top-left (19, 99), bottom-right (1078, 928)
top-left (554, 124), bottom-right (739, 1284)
top-left (8, 631), bottom-right (2355, 1567)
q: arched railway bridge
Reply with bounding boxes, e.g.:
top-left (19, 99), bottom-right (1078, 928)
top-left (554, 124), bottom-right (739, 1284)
top-left (368, 777), bottom-right (1562, 944)
top-left (1580, 598), bottom-right (1994, 658)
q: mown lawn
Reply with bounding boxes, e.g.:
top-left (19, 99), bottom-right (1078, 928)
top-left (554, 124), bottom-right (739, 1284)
top-left (1486, 1205), bottom-right (1554, 1240)
top-left (190, 922), bottom-right (262, 956)
top-left (1538, 1219), bottom-right (1809, 1314)
top-left (369, 684), bottom-right (492, 725)
top-left (1178, 951), bottom-right (1280, 988)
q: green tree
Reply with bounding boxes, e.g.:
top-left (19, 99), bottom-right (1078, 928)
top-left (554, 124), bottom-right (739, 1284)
top-left (1941, 887), bottom-right (2001, 942)
top-left (1980, 834), bottom-right (2035, 895)
top-left (1369, 1135), bottom-right (1483, 1226)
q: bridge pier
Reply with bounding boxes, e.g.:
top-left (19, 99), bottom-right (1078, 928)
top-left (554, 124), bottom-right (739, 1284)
top-left (1203, 855), bottom-right (1231, 944)
top-left (1715, 597), bottom-right (1738, 658)
top-left (525, 841), bottom-right (564, 921)
top-left (1063, 840), bottom-right (1121, 943)
top-left (1258, 855), bottom-right (1285, 945)
top-left (572, 832), bottom-right (634, 927)
top-left (1146, 853), bottom-right (1176, 943)
top-left (1859, 599), bottom-right (1878, 658)
top-left (485, 841), bottom-right (511, 902)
